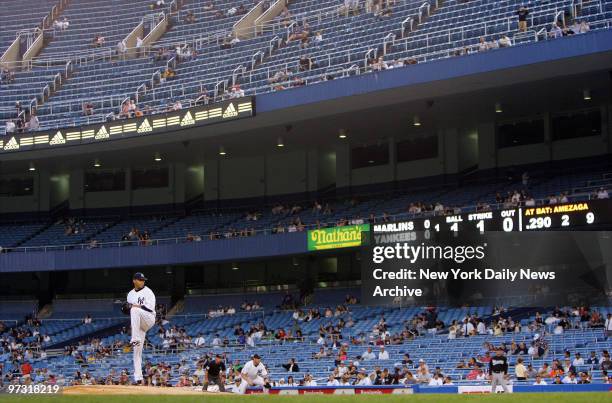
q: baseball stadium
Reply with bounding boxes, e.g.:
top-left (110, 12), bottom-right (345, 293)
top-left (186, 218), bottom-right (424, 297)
top-left (0, 0), bottom-right (612, 402)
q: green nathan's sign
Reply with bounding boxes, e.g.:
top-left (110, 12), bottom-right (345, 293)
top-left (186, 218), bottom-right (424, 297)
top-left (307, 224), bottom-right (370, 251)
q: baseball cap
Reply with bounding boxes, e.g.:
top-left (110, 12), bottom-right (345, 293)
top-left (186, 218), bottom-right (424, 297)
top-left (133, 272), bottom-right (147, 281)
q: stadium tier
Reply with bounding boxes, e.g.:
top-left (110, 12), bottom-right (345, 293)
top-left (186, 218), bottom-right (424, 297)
top-left (0, 157), bottom-right (609, 251)
top-left (1, 0), bottom-right (612, 133)
top-left (1, 293), bottom-right (611, 389)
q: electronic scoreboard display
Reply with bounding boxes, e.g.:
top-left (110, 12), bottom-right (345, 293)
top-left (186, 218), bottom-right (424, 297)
top-left (372, 199), bottom-right (612, 234)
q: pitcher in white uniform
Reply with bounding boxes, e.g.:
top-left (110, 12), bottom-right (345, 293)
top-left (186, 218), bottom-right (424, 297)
top-left (126, 272), bottom-right (156, 384)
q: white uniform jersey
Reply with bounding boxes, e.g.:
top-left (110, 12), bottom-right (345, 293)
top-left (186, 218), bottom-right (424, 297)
top-left (241, 360), bottom-right (268, 381)
top-left (127, 286), bottom-right (156, 317)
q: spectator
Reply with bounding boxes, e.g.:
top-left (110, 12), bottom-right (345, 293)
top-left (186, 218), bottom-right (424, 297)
top-left (282, 358), bottom-right (300, 372)
top-left (549, 23), bottom-right (563, 39)
top-left (533, 375), bottom-right (547, 385)
top-left (229, 85), bottom-right (245, 99)
top-left (596, 187), bottom-right (609, 199)
top-left (498, 35), bottom-right (513, 47)
top-left (378, 346), bottom-right (389, 360)
top-left (54, 17), bottom-right (69, 31)
top-left (517, 5), bottom-right (529, 32)
top-left (83, 101), bottom-right (94, 116)
top-left (314, 31), bottom-right (323, 44)
top-left (362, 347), bottom-right (376, 360)
top-left (27, 114), bottom-right (39, 131)
top-left (185, 11), bottom-right (197, 23)
top-left (117, 40), bottom-right (127, 56)
top-left (578, 20), bottom-right (590, 34)
top-left (5, 120), bottom-right (15, 134)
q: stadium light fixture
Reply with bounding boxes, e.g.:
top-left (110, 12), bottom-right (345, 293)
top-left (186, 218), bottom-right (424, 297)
top-left (93, 159), bottom-right (101, 168)
top-left (413, 116), bottom-right (421, 126)
top-left (28, 162), bottom-right (36, 171)
top-left (583, 89), bottom-right (591, 101)
top-left (277, 137), bottom-right (284, 147)
top-left (495, 103), bottom-right (503, 113)
top-left (219, 146), bottom-right (227, 156)
top-left (338, 129), bottom-right (347, 139)
top-left (154, 153), bottom-right (162, 162)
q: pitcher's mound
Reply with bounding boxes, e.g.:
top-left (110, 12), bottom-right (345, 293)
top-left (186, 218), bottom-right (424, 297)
top-left (63, 385), bottom-right (231, 395)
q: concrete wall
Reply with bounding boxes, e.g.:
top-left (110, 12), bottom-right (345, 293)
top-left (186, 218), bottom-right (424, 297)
top-left (0, 172), bottom-right (49, 213)
top-left (69, 163), bottom-right (186, 210)
top-left (233, 1), bottom-right (266, 39)
top-left (0, 37), bottom-right (21, 71)
top-left (142, 15), bottom-right (168, 47)
top-left (493, 106), bottom-right (611, 167)
top-left (22, 34), bottom-right (44, 66)
top-left (125, 23), bottom-right (144, 59)
top-left (254, 0), bottom-right (287, 34)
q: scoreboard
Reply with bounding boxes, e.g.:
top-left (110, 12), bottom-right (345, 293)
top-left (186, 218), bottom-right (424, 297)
top-left (372, 199), bottom-right (612, 234)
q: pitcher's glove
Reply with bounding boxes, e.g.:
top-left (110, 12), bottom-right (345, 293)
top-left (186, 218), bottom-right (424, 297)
top-left (121, 302), bottom-right (132, 315)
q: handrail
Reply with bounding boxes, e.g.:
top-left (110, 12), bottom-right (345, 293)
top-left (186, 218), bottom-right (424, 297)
top-left (269, 35), bottom-right (280, 56)
top-left (29, 98), bottom-right (38, 114)
top-left (251, 50), bottom-right (265, 69)
top-left (346, 64), bottom-right (360, 76)
top-left (166, 56), bottom-right (177, 71)
top-left (383, 32), bottom-right (396, 55)
top-left (536, 27), bottom-right (548, 41)
top-left (232, 65), bottom-right (246, 86)
top-left (135, 83), bottom-right (147, 104)
top-left (151, 70), bottom-right (161, 89)
top-left (51, 73), bottom-right (62, 92)
top-left (364, 48), bottom-right (377, 69)
top-left (285, 21), bottom-right (297, 41)
top-left (401, 16), bottom-right (414, 37)
top-left (65, 60), bottom-right (72, 78)
top-left (554, 10), bottom-right (565, 27)
top-left (41, 84), bottom-right (51, 102)
top-left (214, 79), bottom-right (229, 99)
top-left (418, 2), bottom-right (431, 24)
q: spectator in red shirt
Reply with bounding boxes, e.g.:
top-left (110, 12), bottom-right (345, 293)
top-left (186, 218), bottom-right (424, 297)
top-left (21, 361), bottom-right (33, 378)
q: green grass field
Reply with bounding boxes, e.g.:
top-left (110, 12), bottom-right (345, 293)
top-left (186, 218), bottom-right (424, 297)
top-left (0, 393), bottom-right (611, 403)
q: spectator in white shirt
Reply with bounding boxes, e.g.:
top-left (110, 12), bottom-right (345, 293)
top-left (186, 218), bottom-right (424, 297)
top-left (117, 40), bottom-right (127, 55)
top-left (326, 375), bottom-right (339, 386)
top-left (605, 313), bottom-right (612, 336)
top-left (211, 334), bottom-right (221, 347)
top-left (533, 375), bottom-right (547, 385)
top-left (428, 374), bottom-right (443, 386)
top-left (362, 347), bottom-right (376, 360)
top-left (356, 372), bottom-right (372, 386)
top-left (596, 188), bottom-right (609, 199)
top-left (27, 115), bottom-right (40, 131)
top-left (549, 23), bottom-right (563, 39)
top-left (462, 319), bottom-right (474, 336)
top-left (573, 353), bottom-right (584, 366)
top-left (5, 120), bottom-right (15, 134)
top-left (498, 35), bottom-right (513, 47)
top-left (194, 334), bottom-right (205, 346)
top-left (378, 346), bottom-right (389, 360)
top-left (303, 374), bottom-right (317, 386)
top-left (562, 373), bottom-right (578, 384)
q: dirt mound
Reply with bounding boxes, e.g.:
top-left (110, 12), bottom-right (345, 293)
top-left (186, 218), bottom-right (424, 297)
top-left (63, 385), bottom-right (231, 395)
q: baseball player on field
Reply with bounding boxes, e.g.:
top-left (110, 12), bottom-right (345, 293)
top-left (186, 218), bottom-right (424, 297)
top-left (489, 348), bottom-right (510, 393)
top-left (238, 354), bottom-right (271, 394)
top-left (125, 272), bottom-right (156, 385)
